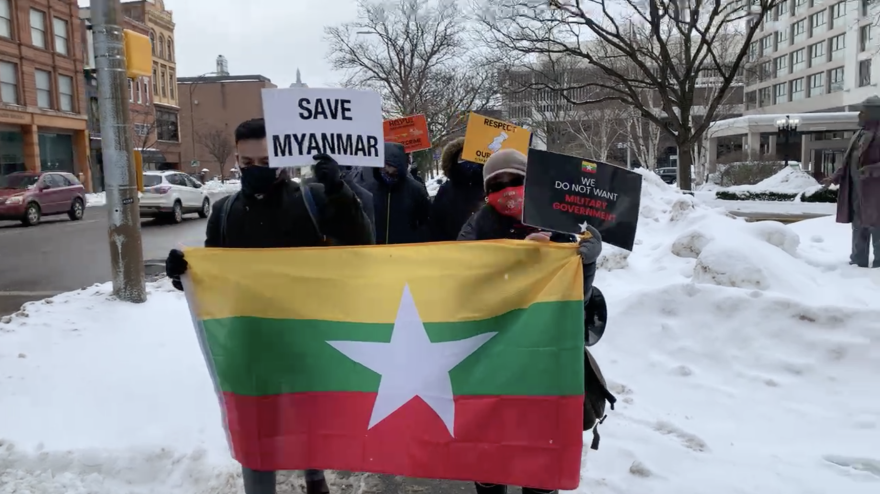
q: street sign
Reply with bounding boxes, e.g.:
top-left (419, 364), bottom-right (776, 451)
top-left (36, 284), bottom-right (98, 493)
top-left (190, 160), bottom-right (199, 168)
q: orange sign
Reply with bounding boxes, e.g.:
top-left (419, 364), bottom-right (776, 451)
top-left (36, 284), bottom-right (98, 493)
top-left (383, 114), bottom-right (431, 153)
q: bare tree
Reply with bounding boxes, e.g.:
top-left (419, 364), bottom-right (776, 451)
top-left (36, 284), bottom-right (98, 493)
top-left (129, 106), bottom-right (158, 152)
top-left (325, 0), bottom-right (497, 150)
top-left (477, 0), bottom-right (778, 191)
top-left (195, 127), bottom-right (234, 181)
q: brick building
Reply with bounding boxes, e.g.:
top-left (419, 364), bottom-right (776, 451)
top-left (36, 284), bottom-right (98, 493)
top-left (0, 0), bottom-right (90, 189)
top-left (178, 73), bottom-right (276, 179)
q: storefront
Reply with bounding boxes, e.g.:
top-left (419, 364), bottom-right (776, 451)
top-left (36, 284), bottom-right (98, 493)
top-left (0, 126), bottom-right (25, 176)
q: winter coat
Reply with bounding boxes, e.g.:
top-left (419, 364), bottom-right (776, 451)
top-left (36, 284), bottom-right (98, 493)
top-left (351, 143), bottom-right (432, 244)
top-left (429, 137), bottom-right (487, 241)
top-left (205, 179), bottom-right (374, 248)
top-left (458, 204), bottom-right (596, 299)
top-left (831, 126), bottom-right (880, 227)
top-left (304, 173), bottom-right (376, 242)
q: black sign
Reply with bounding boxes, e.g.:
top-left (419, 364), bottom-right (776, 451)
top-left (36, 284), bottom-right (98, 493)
top-left (523, 149), bottom-right (643, 251)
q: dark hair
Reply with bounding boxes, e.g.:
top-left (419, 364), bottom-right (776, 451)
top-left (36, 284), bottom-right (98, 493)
top-left (234, 118), bottom-right (266, 144)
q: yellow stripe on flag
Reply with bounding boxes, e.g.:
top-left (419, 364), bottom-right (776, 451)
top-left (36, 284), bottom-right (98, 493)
top-left (185, 240), bottom-right (583, 323)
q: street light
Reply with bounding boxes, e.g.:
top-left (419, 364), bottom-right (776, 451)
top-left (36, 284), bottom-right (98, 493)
top-left (616, 142), bottom-right (632, 169)
top-left (775, 115), bottom-right (800, 167)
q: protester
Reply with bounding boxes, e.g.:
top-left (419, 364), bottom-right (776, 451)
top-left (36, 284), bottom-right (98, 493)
top-left (409, 163), bottom-right (426, 184)
top-left (430, 137), bottom-right (486, 241)
top-left (164, 117), bottom-right (373, 494)
top-left (308, 164), bottom-right (376, 241)
top-left (824, 95), bottom-right (880, 268)
top-left (458, 148), bottom-right (603, 494)
top-left (351, 141), bottom-right (431, 244)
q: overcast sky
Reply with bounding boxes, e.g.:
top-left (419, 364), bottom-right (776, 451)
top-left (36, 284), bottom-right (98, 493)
top-left (78, 0), bottom-right (359, 87)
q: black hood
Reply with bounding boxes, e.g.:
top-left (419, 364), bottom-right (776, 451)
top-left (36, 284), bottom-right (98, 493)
top-left (384, 142), bottom-right (409, 175)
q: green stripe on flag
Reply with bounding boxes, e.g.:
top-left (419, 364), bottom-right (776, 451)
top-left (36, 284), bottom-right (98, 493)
top-left (203, 301), bottom-right (584, 397)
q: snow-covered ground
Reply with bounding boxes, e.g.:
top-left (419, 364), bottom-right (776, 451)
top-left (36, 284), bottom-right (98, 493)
top-left (1, 170), bottom-right (878, 493)
top-left (86, 192), bottom-right (106, 207)
top-left (425, 173), bottom-right (446, 197)
top-left (696, 167), bottom-right (836, 217)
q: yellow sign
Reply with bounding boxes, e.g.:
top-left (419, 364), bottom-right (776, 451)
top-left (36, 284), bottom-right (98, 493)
top-left (133, 150), bottom-right (144, 192)
top-left (123, 29), bottom-right (152, 78)
top-left (461, 112), bottom-right (531, 165)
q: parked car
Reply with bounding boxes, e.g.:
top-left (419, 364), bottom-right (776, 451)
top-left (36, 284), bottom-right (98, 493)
top-left (0, 171), bottom-right (86, 226)
top-left (139, 170), bottom-right (211, 223)
top-left (657, 167), bottom-right (678, 184)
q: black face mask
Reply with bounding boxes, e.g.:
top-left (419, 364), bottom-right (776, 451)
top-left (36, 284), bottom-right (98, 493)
top-left (240, 166), bottom-right (278, 196)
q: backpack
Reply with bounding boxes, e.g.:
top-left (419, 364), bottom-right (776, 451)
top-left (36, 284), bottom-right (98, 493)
top-left (582, 287), bottom-right (616, 450)
top-left (219, 184), bottom-right (326, 246)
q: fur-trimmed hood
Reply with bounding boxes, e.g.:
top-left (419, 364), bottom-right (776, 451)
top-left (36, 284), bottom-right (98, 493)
top-left (440, 137), bottom-right (466, 177)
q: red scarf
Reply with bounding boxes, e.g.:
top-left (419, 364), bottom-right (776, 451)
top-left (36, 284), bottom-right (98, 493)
top-left (487, 185), bottom-right (525, 219)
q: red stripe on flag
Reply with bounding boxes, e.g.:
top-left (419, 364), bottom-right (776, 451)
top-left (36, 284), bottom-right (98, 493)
top-left (223, 391), bottom-right (583, 490)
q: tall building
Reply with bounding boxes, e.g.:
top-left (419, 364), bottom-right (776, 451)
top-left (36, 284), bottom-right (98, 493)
top-left (121, 0), bottom-right (180, 169)
top-left (289, 68), bottom-right (307, 88)
top-left (0, 0), bottom-right (90, 188)
top-left (178, 72), bottom-right (276, 178)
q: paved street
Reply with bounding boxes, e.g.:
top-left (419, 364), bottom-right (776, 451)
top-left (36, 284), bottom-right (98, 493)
top-left (0, 205), bottom-right (207, 316)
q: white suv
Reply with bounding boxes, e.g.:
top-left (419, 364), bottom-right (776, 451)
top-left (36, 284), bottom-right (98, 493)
top-left (139, 171), bottom-right (211, 223)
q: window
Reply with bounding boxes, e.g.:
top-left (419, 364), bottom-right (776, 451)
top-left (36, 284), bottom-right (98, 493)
top-left (35, 69), bottom-right (52, 108)
top-left (795, 0), bottom-right (807, 14)
top-left (128, 79), bottom-right (133, 102)
top-left (167, 38), bottom-right (173, 61)
top-left (133, 123), bottom-right (149, 137)
top-left (745, 90), bottom-right (757, 110)
top-left (58, 74), bottom-right (73, 112)
top-left (829, 67), bottom-right (845, 92)
top-left (791, 78), bottom-right (805, 101)
top-left (29, 9), bottom-right (46, 49)
top-left (759, 86), bottom-right (772, 107)
top-left (859, 59), bottom-right (872, 87)
top-left (775, 55), bottom-right (788, 75)
top-left (761, 35), bottom-right (773, 54)
top-left (150, 31), bottom-right (156, 56)
top-left (809, 72), bottom-right (825, 96)
top-left (156, 109), bottom-right (179, 142)
top-left (0, 61), bottom-right (17, 104)
top-left (792, 20), bottom-right (806, 43)
top-left (809, 42), bottom-right (826, 65)
top-left (774, 82), bottom-right (787, 104)
top-left (776, 1), bottom-right (787, 17)
top-left (830, 34), bottom-right (845, 61)
top-left (136, 79), bottom-right (142, 103)
top-left (152, 66), bottom-right (158, 94)
top-left (861, 25), bottom-right (872, 52)
top-left (791, 49), bottom-right (806, 72)
top-left (776, 29), bottom-right (788, 47)
top-left (160, 69), bottom-right (166, 97)
top-left (749, 41), bottom-right (759, 61)
top-left (862, 0), bottom-right (869, 17)
top-left (53, 18), bottom-right (68, 55)
top-left (831, 2), bottom-right (846, 25)
top-left (810, 11), bottom-right (826, 32)
top-left (165, 173), bottom-right (186, 186)
top-left (158, 34), bottom-right (165, 58)
top-left (169, 69), bottom-right (175, 99)
top-left (760, 60), bottom-right (773, 81)
top-left (143, 76), bottom-right (151, 103)
top-left (0, 0), bottom-right (11, 39)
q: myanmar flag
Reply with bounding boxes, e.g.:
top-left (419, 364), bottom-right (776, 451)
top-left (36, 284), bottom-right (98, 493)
top-left (183, 240), bottom-right (585, 490)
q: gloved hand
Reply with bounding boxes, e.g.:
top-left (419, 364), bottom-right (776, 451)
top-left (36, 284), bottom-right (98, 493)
top-left (165, 248), bottom-right (187, 291)
top-left (313, 153), bottom-right (343, 194)
top-left (578, 225), bottom-right (603, 265)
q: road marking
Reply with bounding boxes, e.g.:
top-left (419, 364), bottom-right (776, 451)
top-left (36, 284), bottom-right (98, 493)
top-left (0, 290), bottom-right (63, 297)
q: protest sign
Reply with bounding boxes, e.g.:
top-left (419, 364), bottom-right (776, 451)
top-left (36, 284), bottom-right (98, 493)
top-left (461, 112), bottom-right (531, 164)
top-left (523, 149), bottom-right (643, 251)
top-left (261, 87), bottom-right (384, 168)
top-left (383, 114), bottom-right (431, 153)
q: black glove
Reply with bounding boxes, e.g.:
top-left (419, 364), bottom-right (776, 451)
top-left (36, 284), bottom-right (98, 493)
top-left (313, 153), bottom-right (344, 194)
top-left (165, 248), bottom-right (187, 291)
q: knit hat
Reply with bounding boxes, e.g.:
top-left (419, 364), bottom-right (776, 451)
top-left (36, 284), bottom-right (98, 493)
top-left (483, 149), bottom-right (527, 185)
top-left (861, 95), bottom-right (880, 107)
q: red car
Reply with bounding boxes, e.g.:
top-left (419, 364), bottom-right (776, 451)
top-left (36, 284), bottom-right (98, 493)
top-left (0, 171), bottom-right (87, 226)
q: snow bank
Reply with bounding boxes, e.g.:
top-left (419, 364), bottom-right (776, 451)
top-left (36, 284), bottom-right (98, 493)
top-left (86, 192), bottom-right (106, 207)
top-left (726, 166), bottom-right (820, 194)
top-left (425, 174), bottom-right (446, 197)
top-left (1, 167), bottom-right (879, 493)
top-left (84, 181), bottom-right (240, 210)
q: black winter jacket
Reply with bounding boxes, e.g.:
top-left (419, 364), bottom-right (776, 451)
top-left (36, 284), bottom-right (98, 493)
top-left (205, 179), bottom-right (373, 248)
top-left (351, 143), bottom-right (431, 244)
top-left (429, 137), bottom-right (486, 241)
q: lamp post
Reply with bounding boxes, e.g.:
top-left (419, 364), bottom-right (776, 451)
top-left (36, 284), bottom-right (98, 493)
top-left (775, 115), bottom-right (800, 167)
top-left (616, 142), bottom-right (632, 169)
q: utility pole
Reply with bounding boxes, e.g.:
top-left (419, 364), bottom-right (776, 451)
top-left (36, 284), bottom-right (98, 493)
top-left (92, 0), bottom-right (146, 303)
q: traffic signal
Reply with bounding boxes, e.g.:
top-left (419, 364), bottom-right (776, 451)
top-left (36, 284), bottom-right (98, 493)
top-left (123, 29), bottom-right (152, 78)
top-left (133, 150), bottom-right (144, 192)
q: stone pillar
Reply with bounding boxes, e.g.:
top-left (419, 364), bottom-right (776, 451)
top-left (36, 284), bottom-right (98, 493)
top-left (707, 136), bottom-right (719, 174)
top-left (768, 135), bottom-right (777, 158)
top-left (22, 125), bottom-right (41, 172)
top-left (747, 131), bottom-right (760, 160)
top-left (73, 130), bottom-right (92, 192)
top-left (801, 136), bottom-right (812, 171)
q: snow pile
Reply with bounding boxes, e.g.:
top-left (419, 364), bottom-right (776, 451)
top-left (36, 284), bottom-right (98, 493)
top-left (727, 166), bottom-right (820, 194)
top-left (425, 173), bottom-right (446, 197)
top-left (202, 179), bottom-right (241, 203)
top-left (1, 168), bottom-right (879, 493)
top-left (86, 192), bottom-right (106, 207)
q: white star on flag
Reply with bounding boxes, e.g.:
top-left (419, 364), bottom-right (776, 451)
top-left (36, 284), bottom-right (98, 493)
top-left (327, 284), bottom-right (496, 437)
top-left (578, 221), bottom-right (590, 233)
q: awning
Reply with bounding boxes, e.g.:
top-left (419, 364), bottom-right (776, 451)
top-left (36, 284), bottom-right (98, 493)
top-left (139, 149), bottom-right (167, 163)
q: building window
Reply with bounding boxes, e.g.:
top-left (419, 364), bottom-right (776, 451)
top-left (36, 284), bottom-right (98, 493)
top-left (35, 69), bottom-right (52, 108)
top-left (859, 59), bottom-right (872, 87)
top-left (829, 67), bottom-right (845, 92)
top-left (169, 69), bottom-right (175, 99)
top-left (792, 20), bottom-right (806, 43)
top-left (774, 82), bottom-right (787, 104)
top-left (809, 41), bottom-right (825, 66)
top-left (167, 38), bottom-right (173, 61)
top-left (759, 87), bottom-right (772, 107)
top-left (775, 55), bottom-right (788, 75)
top-left (136, 78), bottom-right (142, 103)
top-left (810, 11), bottom-right (826, 33)
top-left (759, 60), bottom-right (772, 81)
top-left (809, 72), bottom-right (825, 96)
top-left (791, 49), bottom-right (806, 73)
top-left (53, 18), bottom-right (68, 55)
top-left (150, 31), bottom-right (155, 55)
top-left (58, 74), bottom-right (73, 112)
top-left (776, 1), bottom-right (787, 17)
top-left (794, 0), bottom-right (808, 15)
top-left (861, 25), bottom-right (872, 52)
top-left (761, 35), bottom-right (773, 54)
top-left (29, 9), bottom-right (46, 49)
top-left (128, 79), bottom-right (133, 102)
top-left (831, 2), bottom-right (846, 26)
top-left (156, 109), bottom-right (179, 142)
top-left (0, 61), bottom-right (17, 104)
top-left (830, 34), bottom-right (845, 61)
top-left (160, 69), bottom-right (167, 97)
top-left (748, 41), bottom-right (759, 61)
top-left (158, 34), bottom-right (165, 58)
top-left (134, 123), bottom-right (149, 137)
top-left (862, 0), bottom-right (869, 17)
top-left (791, 78), bottom-right (805, 101)
top-left (0, 0), bottom-right (12, 39)
top-left (152, 65), bottom-right (158, 94)
top-left (143, 76), bottom-right (151, 103)
top-left (776, 29), bottom-right (788, 47)
top-left (745, 90), bottom-right (757, 110)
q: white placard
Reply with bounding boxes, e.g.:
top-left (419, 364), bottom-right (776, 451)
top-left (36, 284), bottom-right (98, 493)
top-left (261, 87), bottom-right (385, 168)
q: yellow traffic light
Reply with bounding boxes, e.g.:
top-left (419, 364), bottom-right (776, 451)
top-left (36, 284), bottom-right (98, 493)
top-left (123, 29), bottom-right (152, 78)
top-left (133, 150), bottom-right (144, 192)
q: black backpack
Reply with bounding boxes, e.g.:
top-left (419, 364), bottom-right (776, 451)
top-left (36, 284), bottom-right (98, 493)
top-left (218, 184), bottom-right (326, 246)
top-left (583, 287), bottom-right (616, 450)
